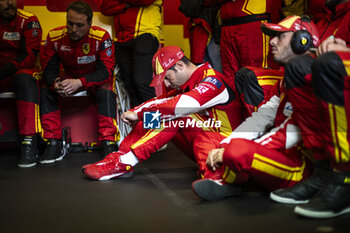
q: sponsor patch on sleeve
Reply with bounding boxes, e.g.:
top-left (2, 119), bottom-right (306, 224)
top-left (32, 29), bottom-right (39, 37)
top-left (101, 38), bottom-right (113, 50)
top-left (28, 21), bottom-right (41, 29)
top-left (283, 102), bottom-right (293, 117)
top-left (106, 48), bottom-right (112, 57)
top-left (201, 77), bottom-right (222, 89)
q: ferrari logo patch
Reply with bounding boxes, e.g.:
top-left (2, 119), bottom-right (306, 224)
top-left (82, 43), bottom-right (90, 55)
top-left (301, 37), bottom-right (308, 45)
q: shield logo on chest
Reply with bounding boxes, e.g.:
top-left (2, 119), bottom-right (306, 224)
top-left (82, 43), bottom-right (90, 55)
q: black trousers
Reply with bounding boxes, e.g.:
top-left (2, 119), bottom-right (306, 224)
top-left (115, 33), bottom-right (159, 107)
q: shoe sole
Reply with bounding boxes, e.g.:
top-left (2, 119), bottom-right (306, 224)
top-left (156, 144), bottom-right (168, 153)
top-left (294, 206), bottom-right (350, 218)
top-left (17, 162), bottom-right (37, 168)
top-left (192, 179), bottom-right (241, 201)
top-left (81, 167), bottom-right (134, 181)
top-left (39, 153), bottom-right (65, 164)
top-left (55, 154), bottom-right (65, 161)
top-left (39, 159), bottom-right (56, 164)
top-left (98, 171), bottom-right (134, 181)
top-left (270, 192), bottom-right (309, 204)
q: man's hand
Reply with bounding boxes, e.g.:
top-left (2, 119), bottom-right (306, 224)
top-left (60, 79), bottom-right (83, 96)
top-left (317, 36), bottom-right (349, 55)
top-left (206, 148), bottom-right (225, 171)
top-left (54, 77), bottom-right (65, 96)
top-left (121, 111), bottom-right (139, 125)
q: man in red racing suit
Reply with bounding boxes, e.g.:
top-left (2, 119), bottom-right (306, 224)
top-left (82, 45), bottom-right (244, 183)
top-left (40, 1), bottom-right (119, 164)
top-left (191, 15), bottom-right (320, 201)
top-left (270, 8), bottom-right (350, 218)
top-left (0, 0), bottom-right (42, 168)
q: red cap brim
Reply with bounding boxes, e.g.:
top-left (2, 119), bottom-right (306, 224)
top-left (149, 72), bottom-right (166, 87)
top-left (261, 22), bottom-right (291, 37)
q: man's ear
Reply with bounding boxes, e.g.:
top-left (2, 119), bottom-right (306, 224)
top-left (175, 61), bottom-right (185, 71)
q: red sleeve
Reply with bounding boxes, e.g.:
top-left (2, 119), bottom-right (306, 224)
top-left (100, 0), bottom-right (128, 16)
top-left (132, 75), bottom-right (229, 120)
top-left (80, 32), bottom-right (116, 89)
top-left (130, 89), bottom-right (182, 111)
top-left (12, 15), bottom-right (42, 70)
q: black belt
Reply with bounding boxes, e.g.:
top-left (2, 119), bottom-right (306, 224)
top-left (222, 13), bottom-right (271, 26)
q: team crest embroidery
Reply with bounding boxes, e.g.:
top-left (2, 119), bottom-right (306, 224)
top-left (82, 43), bottom-right (90, 55)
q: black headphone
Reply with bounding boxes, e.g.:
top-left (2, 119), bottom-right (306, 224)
top-left (290, 15), bottom-right (314, 54)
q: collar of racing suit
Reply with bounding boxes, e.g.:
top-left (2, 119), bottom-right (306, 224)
top-left (179, 62), bottom-right (211, 91)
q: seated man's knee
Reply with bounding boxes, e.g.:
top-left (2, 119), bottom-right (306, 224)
top-left (13, 71), bottom-right (38, 102)
top-left (13, 71), bottom-right (37, 89)
top-left (285, 55), bottom-right (314, 90)
top-left (224, 139), bottom-right (256, 163)
top-left (235, 67), bottom-right (264, 107)
top-left (312, 51), bottom-right (346, 105)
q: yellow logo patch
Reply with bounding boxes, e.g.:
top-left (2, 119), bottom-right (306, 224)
top-left (155, 57), bottom-right (164, 75)
top-left (301, 38), bottom-right (308, 45)
top-left (82, 43), bottom-right (90, 55)
top-left (344, 177), bottom-right (350, 184)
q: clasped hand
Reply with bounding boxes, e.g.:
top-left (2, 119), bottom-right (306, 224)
top-left (54, 77), bottom-right (82, 97)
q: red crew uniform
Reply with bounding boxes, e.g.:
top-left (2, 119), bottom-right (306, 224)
top-left (0, 8), bottom-right (42, 136)
top-left (284, 3), bottom-right (350, 162)
top-left (40, 26), bottom-right (119, 142)
top-left (315, 1), bottom-right (350, 41)
top-left (285, 12), bottom-right (350, 170)
top-left (100, 0), bottom-right (162, 106)
top-left (312, 51), bottom-right (350, 171)
top-left (117, 63), bottom-right (243, 178)
top-left (187, 18), bottom-right (212, 65)
top-left (219, 80), bottom-right (313, 191)
top-left (203, 0), bottom-right (281, 80)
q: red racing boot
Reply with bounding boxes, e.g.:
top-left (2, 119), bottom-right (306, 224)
top-left (82, 152), bottom-right (134, 180)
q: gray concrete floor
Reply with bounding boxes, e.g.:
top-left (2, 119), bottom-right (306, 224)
top-left (0, 143), bottom-right (349, 233)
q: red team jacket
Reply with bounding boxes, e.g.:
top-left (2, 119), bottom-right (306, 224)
top-left (99, 0), bottom-right (162, 43)
top-left (41, 25), bottom-right (115, 90)
top-left (0, 8), bottom-right (42, 77)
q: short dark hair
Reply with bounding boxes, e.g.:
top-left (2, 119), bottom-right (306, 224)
top-left (67, 1), bottom-right (93, 23)
top-left (180, 56), bottom-right (191, 65)
top-left (168, 56), bottom-right (191, 72)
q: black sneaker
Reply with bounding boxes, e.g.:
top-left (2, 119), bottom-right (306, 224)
top-left (101, 140), bottom-right (118, 158)
top-left (294, 171), bottom-right (350, 218)
top-left (39, 139), bottom-right (62, 164)
top-left (270, 161), bottom-right (329, 204)
top-left (18, 136), bottom-right (38, 168)
top-left (192, 178), bottom-right (242, 201)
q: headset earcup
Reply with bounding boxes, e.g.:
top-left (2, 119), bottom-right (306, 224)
top-left (291, 30), bottom-right (313, 54)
